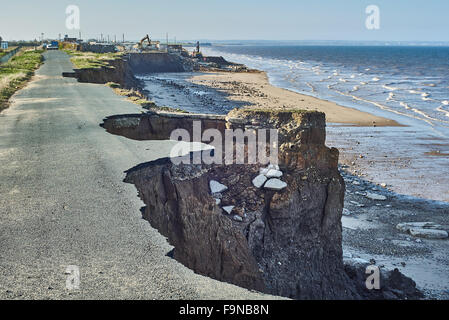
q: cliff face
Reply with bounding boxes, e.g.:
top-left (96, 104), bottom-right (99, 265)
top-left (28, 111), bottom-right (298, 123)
top-left (64, 52), bottom-right (193, 90)
top-left (127, 52), bottom-right (191, 73)
top-left (105, 109), bottom-right (353, 298)
top-left (103, 108), bottom-right (422, 300)
top-left (69, 58), bottom-right (140, 89)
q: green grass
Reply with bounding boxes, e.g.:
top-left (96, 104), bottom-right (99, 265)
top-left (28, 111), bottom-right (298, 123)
top-left (64, 49), bottom-right (124, 69)
top-left (0, 49), bottom-right (44, 111)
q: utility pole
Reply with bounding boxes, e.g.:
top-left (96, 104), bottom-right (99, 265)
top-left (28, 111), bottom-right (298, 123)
top-left (166, 32), bottom-right (168, 52)
top-left (101, 34), bottom-right (103, 42)
top-left (122, 33), bottom-right (125, 43)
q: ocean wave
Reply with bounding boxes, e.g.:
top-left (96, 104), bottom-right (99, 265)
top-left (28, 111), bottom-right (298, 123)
top-left (372, 77), bottom-right (380, 82)
top-left (305, 82), bottom-right (316, 93)
top-left (382, 84), bottom-right (399, 91)
top-left (329, 85), bottom-right (445, 126)
top-left (400, 102), bottom-right (411, 109)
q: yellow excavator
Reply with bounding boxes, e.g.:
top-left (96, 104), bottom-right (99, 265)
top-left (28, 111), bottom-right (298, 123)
top-left (133, 34), bottom-right (151, 50)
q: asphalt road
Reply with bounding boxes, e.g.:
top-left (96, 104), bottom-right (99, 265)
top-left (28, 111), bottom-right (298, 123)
top-left (0, 51), bottom-right (272, 299)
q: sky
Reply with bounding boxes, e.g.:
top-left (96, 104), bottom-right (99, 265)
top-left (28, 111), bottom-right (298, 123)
top-left (1, 0), bottom-right (449, 42)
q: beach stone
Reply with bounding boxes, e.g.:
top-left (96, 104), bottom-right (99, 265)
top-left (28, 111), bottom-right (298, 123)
top-left (365, 192), bottom-right (387, 201)
top-left (214, 198), bottom-right (221, 205)
top-left (409, 228), bottom-right (448, 239)
top-left (259, 167), bottom-right (269, 175)
top-left (342, 208), bottom-right (351, 216)
top-left (265, 169), bottom-right (283, 178)
top-left (209, 180), bottom-right (228, 193)
top-left (264, 178), bottom-right (287, 190)
top-left (232, 215), bottom-right (243, 222)
top-left (252, 174), bottom-right (267, 188)
top-left (396, 222), bottom-right (443, 233)
top-left (349, 200), bottom-right (365, 207)
top-left (267, 164), bottom-right (280, 170)
top-left (222, 206), bottom-right (234, 214)
top-left (352, 180), bottom-right (360, 185)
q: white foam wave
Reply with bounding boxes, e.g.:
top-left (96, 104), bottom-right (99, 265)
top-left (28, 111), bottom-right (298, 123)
top-left (400, 102), bottom-right (411, 109)
top-left (383, 84), bottom-right (398, 91)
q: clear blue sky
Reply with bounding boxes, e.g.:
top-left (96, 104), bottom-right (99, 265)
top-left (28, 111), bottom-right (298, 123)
top-left (1, 0), bottom-right (448, 41)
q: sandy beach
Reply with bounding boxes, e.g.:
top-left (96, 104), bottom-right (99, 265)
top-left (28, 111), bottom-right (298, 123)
top-left (189, 70), bottom-right (399, 127)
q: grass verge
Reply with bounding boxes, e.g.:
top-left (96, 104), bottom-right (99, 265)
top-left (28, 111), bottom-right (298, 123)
top-left (0, 48), bottom-right (44, 112)
top-left (63, 49), bottom-right (124, 69)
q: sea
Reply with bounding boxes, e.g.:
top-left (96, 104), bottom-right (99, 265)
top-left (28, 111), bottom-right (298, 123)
top-left (201, 43), bottom-right (449, 138)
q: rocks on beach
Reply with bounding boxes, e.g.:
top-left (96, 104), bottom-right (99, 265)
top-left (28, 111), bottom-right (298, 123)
top-left (396, 222), bottom-right (448, 239)
top-left (365, 192), bottom-right (387, 201)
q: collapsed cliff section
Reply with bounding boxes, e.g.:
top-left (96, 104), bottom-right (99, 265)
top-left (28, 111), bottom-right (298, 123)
top-left (63, 52), bottom-right (195, 97)
top-left (102, 108), bottom-right (422, 300)
top-left (62, 55), bottom-right (141, 90)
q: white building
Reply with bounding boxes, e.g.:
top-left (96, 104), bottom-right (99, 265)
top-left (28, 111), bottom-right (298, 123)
top-left (1, 41), bottom-right (8, 50)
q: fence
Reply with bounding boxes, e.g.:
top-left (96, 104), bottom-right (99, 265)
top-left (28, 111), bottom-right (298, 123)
top-left (0, 47), bottom-right (20, 64)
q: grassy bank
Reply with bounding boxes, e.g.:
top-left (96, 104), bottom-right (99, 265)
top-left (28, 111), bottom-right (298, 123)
top-left (0, 48), bottom-right (44, 112)
top-left (63, 49), bottom-right (124, 69)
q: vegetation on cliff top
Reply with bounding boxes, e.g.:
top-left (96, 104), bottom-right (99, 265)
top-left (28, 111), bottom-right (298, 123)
top-left (0, 48), bottom-right (44, 111)
top-left (64, 49), bottom-right (124, 70)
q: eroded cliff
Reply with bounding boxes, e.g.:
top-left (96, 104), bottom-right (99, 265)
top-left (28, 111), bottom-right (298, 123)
top-left (102, 108), bottom-right (422, 300)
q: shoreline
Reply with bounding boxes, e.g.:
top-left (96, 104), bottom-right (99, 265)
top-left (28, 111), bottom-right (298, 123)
top-left (188, 70), bottom-right (400, 127)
